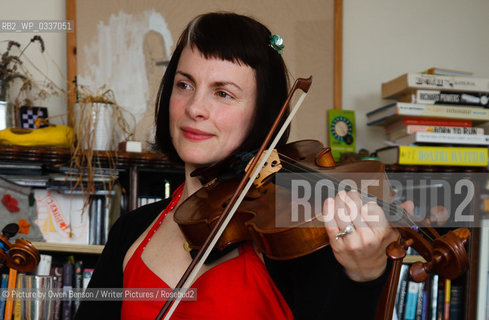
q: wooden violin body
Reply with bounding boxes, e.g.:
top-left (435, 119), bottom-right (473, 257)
top-left (176, 138), bottom-right (470, 274)
top-left (175, 140), bottom-right (395, 260)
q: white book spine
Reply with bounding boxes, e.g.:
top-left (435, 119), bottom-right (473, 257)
top-left (407, 73), bottom-right (489, 92)
top-left (396, 132), bottom-right (489, 146)
top-left (431, 274), bottom-right (439, 320)
top-left (397, 102), bottom-right (489, 119)
top-left (404, 125), bottom-right (483, 135)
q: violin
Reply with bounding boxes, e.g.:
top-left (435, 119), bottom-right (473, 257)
top-left (175, 139), bottom-right (395, 260)
top-left (156, 77), bottom-right (470, 320)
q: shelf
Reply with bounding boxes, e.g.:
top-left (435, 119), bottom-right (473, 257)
top-left (0, 144), bottom-right (181, 169)
top-left (32, 242), bottom-right (104, 254)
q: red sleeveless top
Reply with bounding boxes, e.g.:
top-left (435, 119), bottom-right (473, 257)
top-left (122, 184), bottom-right (293, 320)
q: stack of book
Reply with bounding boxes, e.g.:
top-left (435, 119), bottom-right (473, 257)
top-left (394, 264), bottom-right (463, 320)
top-left (368, 68), bottom-right (489, 166)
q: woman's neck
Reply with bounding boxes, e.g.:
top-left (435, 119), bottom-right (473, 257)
top-left (181, 163), bottom-right (204, 201)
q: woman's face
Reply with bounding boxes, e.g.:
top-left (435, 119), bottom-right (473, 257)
top-left (169, 46), bottom-right (257, 167)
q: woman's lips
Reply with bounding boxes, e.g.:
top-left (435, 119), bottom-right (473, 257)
top-left (181, 126), bottom-right (214, 141)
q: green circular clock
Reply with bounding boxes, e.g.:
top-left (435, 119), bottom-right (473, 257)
top-left (330, 116), bottom-right (353, 145)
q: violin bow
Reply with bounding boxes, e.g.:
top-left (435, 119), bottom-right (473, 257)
top-left (156, 76), bottom-right (313, 320)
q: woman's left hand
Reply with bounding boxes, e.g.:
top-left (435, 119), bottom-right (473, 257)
top-left (322, 190), bottom-right (403, 282)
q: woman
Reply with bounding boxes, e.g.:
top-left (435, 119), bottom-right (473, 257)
top-left (76, 12), bottom-right (398, 320)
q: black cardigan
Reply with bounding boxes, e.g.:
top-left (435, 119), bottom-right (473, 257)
top-left (75, 200), bottom-right (388, 320)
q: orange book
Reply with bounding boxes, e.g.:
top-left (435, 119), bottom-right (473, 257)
top-left (3, 268), bottom-right (17, 320)
top-left (423, 67), bottom-right (473, 77)
top-left (386, 117), bottom-right (472, 130)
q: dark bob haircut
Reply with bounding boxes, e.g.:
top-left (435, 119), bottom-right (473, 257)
top-left (155, 12), bottom-right (290, 164)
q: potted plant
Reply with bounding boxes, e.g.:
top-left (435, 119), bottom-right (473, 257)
top-left (70, 85), bottom-right (134, 204)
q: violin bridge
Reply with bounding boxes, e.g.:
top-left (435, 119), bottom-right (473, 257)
top-left (245, 149), bottom-right (282, 188)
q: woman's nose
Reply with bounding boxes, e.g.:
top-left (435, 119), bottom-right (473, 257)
top-left (185, 94), bottom-right (209, 120)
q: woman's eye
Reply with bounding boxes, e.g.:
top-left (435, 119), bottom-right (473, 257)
top-left (176, 82), bottom-right (192, 90)
top-left (216, 91), bottom-right (232, 99)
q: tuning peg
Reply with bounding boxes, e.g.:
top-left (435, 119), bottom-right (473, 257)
top-left (2, 223), bottom-right (19, 240)
top-left (409, 261), bottom-right (433, 282)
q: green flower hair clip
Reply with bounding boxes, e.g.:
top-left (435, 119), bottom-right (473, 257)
top-left (269, 35), bottom-right (284, 54)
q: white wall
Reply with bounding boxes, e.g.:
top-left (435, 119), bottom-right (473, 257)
top-left (0, 0), bottom-right (67, 125)
top-left (343, 0), bottom-right (489, 154)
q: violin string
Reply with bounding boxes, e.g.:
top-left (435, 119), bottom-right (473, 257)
top-left (271, 152), bottom-right (435, 242)
top-left (274, 155), bottom-right (434, 242)
top-left (275, 154), bottom-right (435, 242)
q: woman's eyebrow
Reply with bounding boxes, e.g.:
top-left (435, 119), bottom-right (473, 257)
top-left (175, 71), bottom-right (195, 82)
top-left (213, 81), bottom-right (242, 91)
top-left (175, 71), bottom-right (242, 91)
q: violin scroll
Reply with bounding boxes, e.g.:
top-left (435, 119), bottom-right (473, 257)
top-left (0, 223), bottom-right (41, 273)
top-left (410, 228), bottom-right (469, 282)
top-left (387, 227), bottom-right (470, 283)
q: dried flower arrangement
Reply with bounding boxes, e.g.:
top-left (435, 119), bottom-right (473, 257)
top-left (70, 85), bottom-right (134, 206)
top-left (0, 35), bottom-right (63, 125)
top-left (0, 36), bottom-right (41, 84)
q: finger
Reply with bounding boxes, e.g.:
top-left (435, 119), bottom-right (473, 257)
top-left (348, 190), bottom-right (369, 229)
top-left (401, 200), bottom-right (415, 215)
top-left (322, 197), bottom-right (340, 241)
top-left (334, 190), bottom-right (354, 230)
top-left (430, 205), bottom-right (450, 227)
top-left (334, 191), bottom-right (364, 249)
top-left (362, 201), bottom-right (388, 229)
top-left (361, 201), bottom-right (398, 243)
top-left (343, 190), bottom-right (376, 243)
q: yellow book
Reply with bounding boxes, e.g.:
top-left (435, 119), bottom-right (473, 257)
top-left (375, 145), bottom-right (489, 166)
top-left (13, 273), bottom-right (24, 320)
top-left (444, 278), bottom-right (451, 320)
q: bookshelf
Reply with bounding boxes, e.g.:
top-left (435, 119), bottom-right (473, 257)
top-left (31, 242), bottom-right (104, 254)
top-left (385, 164), bottom-right (484, 320)
top-left (0, 144), bottom-right (185, 251)
top-left (0, 145), bottom-right (185, 319)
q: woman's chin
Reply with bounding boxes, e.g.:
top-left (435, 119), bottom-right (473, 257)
top-left (179, 152), bottom-right (217, 167)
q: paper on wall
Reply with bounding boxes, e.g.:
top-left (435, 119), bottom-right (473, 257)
top-left (34, 189), bottom-right (89, 244)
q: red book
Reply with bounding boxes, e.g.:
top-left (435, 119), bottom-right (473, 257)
top-left (385, 117), bottom-right (472, 132)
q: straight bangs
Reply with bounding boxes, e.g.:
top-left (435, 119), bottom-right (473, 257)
top-left (185, 13), bottom-right (270, 69)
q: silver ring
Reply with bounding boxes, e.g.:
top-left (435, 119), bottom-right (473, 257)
top-left (335, 223), bottom-right (355, 240)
